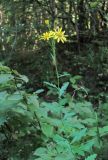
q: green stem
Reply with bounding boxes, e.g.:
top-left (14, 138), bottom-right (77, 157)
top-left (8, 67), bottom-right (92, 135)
top-left (55, 59), bottom-right (60, 89)
top-left (95, 113), bottom-right (101, 147)
top-left (51, 39), bottom-right (60, 89)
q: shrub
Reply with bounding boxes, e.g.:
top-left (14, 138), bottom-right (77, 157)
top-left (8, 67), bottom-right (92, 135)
top-left (0, 63), bottom-right (108, 160)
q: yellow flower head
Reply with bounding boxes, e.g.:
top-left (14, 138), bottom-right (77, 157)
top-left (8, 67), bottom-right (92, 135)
top-left (40, 31), bottom-right (52, 41)
top-left (40, 30), bottom-right (55, 41)
top-left (40, 27), bottom-right (67, 43)
top-left (45, 20), bottom-right (49, 25)
top-left (54, 27), bottom-right (67, 43)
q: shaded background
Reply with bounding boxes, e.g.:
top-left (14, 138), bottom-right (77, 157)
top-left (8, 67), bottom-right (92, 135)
top-left (0, 0), bottom-right (108, 93)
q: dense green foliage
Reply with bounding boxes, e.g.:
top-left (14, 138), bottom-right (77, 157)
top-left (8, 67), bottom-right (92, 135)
top-left (0, 0), bottom-right (108, 159)
top-left (0, 64), bottom-right (108, 160)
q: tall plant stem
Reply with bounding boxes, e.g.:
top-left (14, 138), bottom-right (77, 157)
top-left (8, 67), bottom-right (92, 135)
top-left (50, 39), bottom-right (60, 89)
top-left (55, 57), bottom-right (60, 89)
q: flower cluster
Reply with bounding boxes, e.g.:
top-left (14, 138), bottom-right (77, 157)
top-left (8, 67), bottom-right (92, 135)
top-left (40, 27), bottom-right (67, 43)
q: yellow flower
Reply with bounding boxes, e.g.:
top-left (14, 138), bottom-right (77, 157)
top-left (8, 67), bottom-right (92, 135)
top-left (40, 30), bottom-right (55, 41)
top-left (40, 27), bottom-right (67, 42)
top-left (45, 20), bottom-right (49, 25)
top-left (54, 27), bottom-right (67, 43)
top-left (40, 31), bottom-right (52, 41)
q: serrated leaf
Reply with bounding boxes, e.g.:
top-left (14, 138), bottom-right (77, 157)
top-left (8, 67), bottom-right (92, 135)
top-left (72, 128), bottom-right (87, 143)
top-left (59, 72), bottom-right (70, 78)
top-left (85, 154), bottom-right (97, 160)
top-left (41, 123), bottom-right (53, 137)
top-left (100, 125), bottom-right (108, 136)
top-left (44, 81), bottom-right (58, 89)
top-left (19, 75), bottom-right (29, 83)
top-left (59, 82), bottom-right (69, 97)
top-left (53, 134), bottom-right (70, 149)
top-left (81, 139), bottom-right (96, 152)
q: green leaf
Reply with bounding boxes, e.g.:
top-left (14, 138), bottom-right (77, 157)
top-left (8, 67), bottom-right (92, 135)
top-left (59, 82), bottom-right (69, 97)
top-left (53, 134), bottom-right (70, 149)
top-left (19, 75), bottom-right (29, 83)
top-left (72, 128), bottom-right (87, 143)
top-left (8, 92), bottom-right (23, 101)
top-left (100, 125), bottom-right (108, 136)
top-left (33, 147), bottom-right (50, 160)
top-left (41, 123), bottom-right (53, 137)
top-left (59, 72), bottom-right (70, 78)
top-left (34, 147), bottom-right (47, 156)
top-left (35, 89), bottom-right (44, 94)
top-left (71, 145), bottom-right (85, 156)
top-left (70, 75), bottom-right (82, 84)
top-left (85, 154), bottom-right (97, 160)
top-left (75, 102), bottom-right (94, 118)
top-left (81, 139), bottom-right (96, 152)
top-left (44, 81), bottom-right (58, 89)
top-left (0, 74), bottom-right (14, 84)
top-left (0, 100), bottom-right (18, 112)
top-left (27, 94), bottom-right (39, 107)
top-left (0, 91), bottom-right (8, 101)
top-left (0, 64), bottom-right (10, 72)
